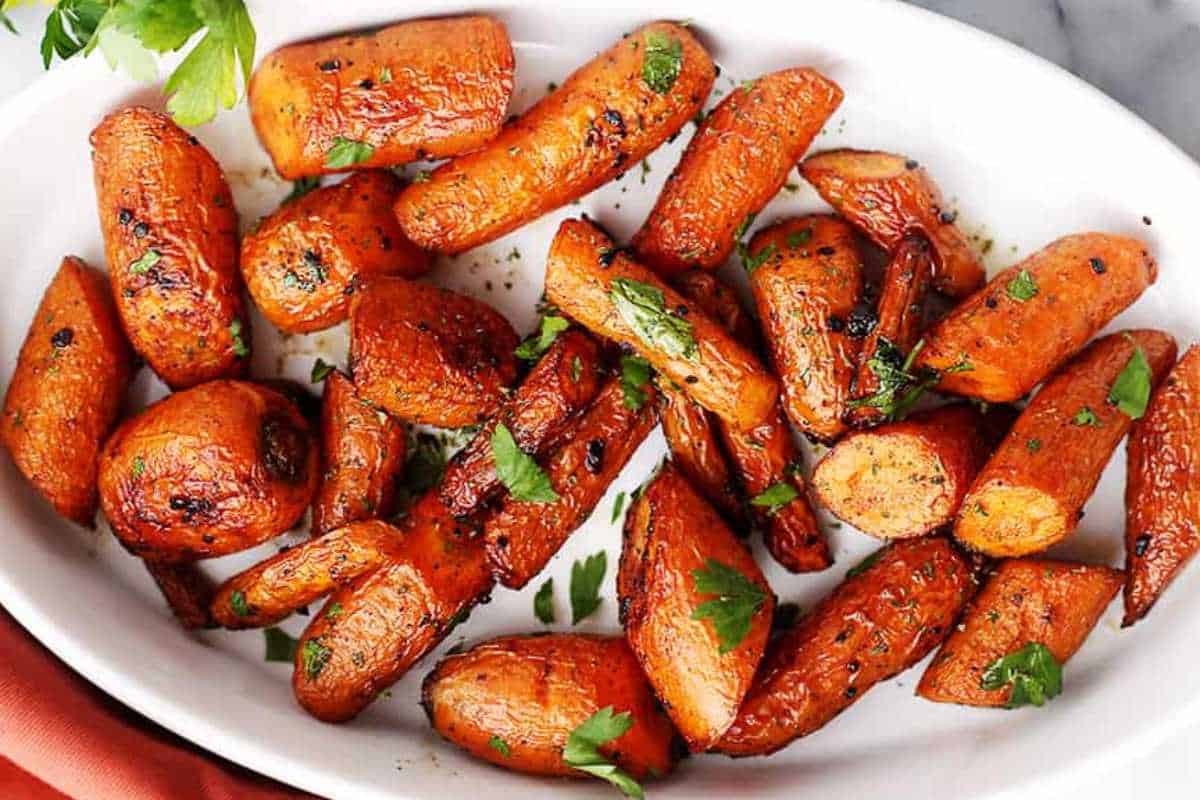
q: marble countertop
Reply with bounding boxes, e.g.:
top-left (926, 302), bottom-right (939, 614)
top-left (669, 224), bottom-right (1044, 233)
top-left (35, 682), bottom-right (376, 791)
top-left (1, 1), bottom-right (1198, 798)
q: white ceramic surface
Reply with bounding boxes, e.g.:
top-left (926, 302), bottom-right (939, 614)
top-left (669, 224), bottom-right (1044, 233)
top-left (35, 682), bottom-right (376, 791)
top-left (1, 2), bottom-right (1198, 799)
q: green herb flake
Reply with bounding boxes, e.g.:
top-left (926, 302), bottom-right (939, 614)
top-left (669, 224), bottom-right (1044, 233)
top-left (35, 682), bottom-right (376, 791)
top-left (229, 318), bottom-right (248, 357)
top-left (534, 578), bottom-right (555, 624)
top-left (1006, 269), bottom-right (1039, 302)
top-left (488, 735), bottom-right (511, 758)
top-left (980, 642), bottom-right (1063, 708)
top-left (691, 559), bottom-right (767, 653)
top-left (743, 243), bottom-right (776, 273)
top-left (570, 551), bottom-right (607, 625)
top-left (609, 278), bottom-right (696, 360)
top-left (610, 490), bottom-right (628, 524)
top-left (325, 602), bottom-right (343, 619)
top-left (301, 639), bottom-right (332, 681)
top-left (263, 627), bottom-right (298, 663)
top-left (310, 357), bottom-right (335, 383)
top-left (563, 706), bottom-right (643, 799)
top-left (324, 136), bottom-right (374, 169)
top-left (1071, 406), bottom-right (1101, 427)
top-left (1026, 438), bottom-right (1042, 453)
top-left (491, 423), bottom-right (559, 503)
top-left (1108, 346), bottom-right (1153, 419)
top-left (571, 356), bottom-right (583, 383)
top-left (378, 65), bottom-right (392, 83)
top-left (786, 228), bottom-right (813, 249)
top-left (514, 314), bottom-right (570, 361)
top-left (230, 590), bottom-right (250, 617)
top-left (849, 338), bottom-right (939, 420)
top-left (750, 482), bottom-right (799, 514)
top-left (129, 250), bottom-right (161, 275)
top-left (284, 176), bottom-right (321, 204)
top-left (641, 30), bottom-right (682, 94)
top-left (130, 455), bottom-right (146, 479)
top-left (618, 355), bottom-right (653, 411)
top-left (847, 547), bottom-right (886, 579)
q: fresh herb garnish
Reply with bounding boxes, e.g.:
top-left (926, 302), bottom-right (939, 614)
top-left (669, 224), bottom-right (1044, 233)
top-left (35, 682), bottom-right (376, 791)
top-left (230, 589), bottom-right (250, 617)
top-left (129, 249), bottom-right (160, 274)
top-left (325, 602), bottom-right (343, 619)
top-left (491, 423), bottom-right (558, 503)
top-left (1026, 438), bottom-right (1042, 453)
top-left (310, 357), bottom-right (335, 383)
top-left (846, 547), bottom-right (885, 578)
top-left (743, 243), bottom-right (776, 273)
top-left (515, 314), bottom-right (570, 360)
top-left (228, 318), bottom-right (248, 357)
top-left (130, 454), bottom-right (145, 479)
top-left (488, 735), bottom-right (511, 758)
top-left (786, 228), bottom-right (813, 249)
top-left (1006, 269), bottom-right (1039, 302)
top-left (641, 30), bottom-right (682, 95)
top-left (1071, 406), bottom-right (1101, 427)
top-left (324, 136), bottom-right (374, 169)
top-left (284, 176), bottom-right (321, 204)
top-left (263, 626), bottom-right (297, 662)
top-left (980, 642), bottom-right (1063, 708)
top-left (534, 578), bottom-right (555, 624)
top-left (618, 355), bottom-right (653, 411)
top-left (691, 558), bottom-right (767, 653)
top-left (563, 707), bottom-right (642, 798)
top-left (570, 551), bottom-right (607, 624)
top-left (849, 338), bottom-right (940, 420)
top-left (750, 481), bottom-right (799, 514)
top-left (1109, 345), bottom-right (1152, 419)
top-left (301, 638), bottom-right (331, 681)
top-left (610, 490), bottom-right (627, 524)
top-left (38, 0), bottom-right (256, 126)
top-left (610, 278), bottom-right (696, 360)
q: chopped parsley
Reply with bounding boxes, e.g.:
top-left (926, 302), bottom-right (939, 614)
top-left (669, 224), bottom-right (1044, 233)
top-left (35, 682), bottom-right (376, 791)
top-left (570, 551), bottom-right (607, 624)
top-left (534, 578), bottom-right (555, 624)
top-left (284, 176), bottom-right (321, 204)
top-left (786, 228), bottom-right (813, 249)
top-left (849, 338), bottom-right (939, 420)
top-left (610, 490), bottom-right (627, 524)
top-left (1006, 269), bottom-right (1039, 302)
top-left (488, 735), bottom-right (511, 758)
top-left (691, 558), bottom-right (767, 653)
top-left (310, 357), bottom-right (335, 383)
top-left (130, 455), bottom-right (145, 479)
top-left (1109, 345), bottom-right (1153, 419)
top-left (743, 243), bottom-right (776, 273)
top-left (263, 627), bottom-right (298, 662)
top-left (609, 278), bottom-right (696, 360)
top-left (980, 642), bottom-right (1063, 708)
top-left (750, 482), bottom-right (799, 514)
top-left (641, 30), bottom-right (682, 94)
top-left (228, 318), bottom-right (248, 357)
top-left (230, 590), bottom-right (250, 617)
top-left (324, 136), bottom-right (374, 169)
top-left (846, 547), bottom-right (886, 578)
top-left (491, 423), bottom-right (558, 503)
top-left (618, 355), bottom-right (653, 411)
top-left (563, 706), bottom-right (643, 798)
top-left (301, 639), bottom-right (331, 681)
top-left (1071, 406), bottom-right (1101, 427)
top-left (129, 249), bottom-right (160, 275)
top-left (515, 314), bottom-right (570, 361)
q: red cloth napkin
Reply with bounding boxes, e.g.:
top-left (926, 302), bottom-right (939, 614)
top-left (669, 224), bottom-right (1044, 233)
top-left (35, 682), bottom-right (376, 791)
top-left (0, 607), bottom-right (319, 800)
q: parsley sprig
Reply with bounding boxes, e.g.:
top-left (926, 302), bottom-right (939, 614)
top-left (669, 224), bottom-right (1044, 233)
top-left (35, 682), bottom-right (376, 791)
top-left (610, 278), bottom-right (696, 360)
top-left (570, 551), bottom-right (606, 624)
top-left (1109, 345), bottom-right (1152, 419)
top-left (980, 642), bottom-right (1063, 708)
top-left (851, 338), bottom-right (971, 420)
top-left (563, 706), bottom-right (643, 798)
top-left (515, 314), bottom-right (569, 361)
top-left (691, 558), bottom-right (767, 653)
top-left (35, 0), bottom-right (256, 127)
top-left (491, 423), bottom-right (558, 503)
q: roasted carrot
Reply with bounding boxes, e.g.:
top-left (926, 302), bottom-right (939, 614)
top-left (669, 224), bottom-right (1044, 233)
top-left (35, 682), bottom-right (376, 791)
top-left (249, 16), bottom-right (514, 179)
top-left (918, 558), bottom-right (1122, 707)
top-left (619, 465), bottom-right (773, 750)
top-left (748, 215), bottom-right (864, 442)
top-left (544, 217), bottom-right (778, 431)
top-left (1, 257), bottom-right (132, 527)
top-left (631, 67), bottom-right (843, 275)
top-left (439, 329), bottom-right (603, 517)
top-left (144, 561), bottom-right (217, 630)
top-left (848, 233), bottom-right (935, 427)
top-left (292, 493), bottom-right (493, 722)
top-left (915, 233), bottom-right (1158, 402)
top-left (240, 171), bottom-right (430, 334)
top-left (800, 149), bottom-right (984, 298)
top-left (955, 330), bottom-right (1177, 557)
top-left (211, 521), bottom-right (402, 630)
top-left (485, 377), bottom-right (658, 589)
top-left (657, 384), bottom-right (745, 523)
top-left (349, 277), bottom-right (519, 428)
top-left (394, 22), bottom-right (714, 253)
top-left (716, 536), bottom-right (975, 755)
top-left (421, 634), bottom-right (679, 779)
top-left (1123, 344), bottom-right (1200, 626)
top-left (90, 107), bottom-right (246, 388)
top-left (812, 403), bottom-right (1015, 540)
top-left (311, 372), bottom-right (407, 536)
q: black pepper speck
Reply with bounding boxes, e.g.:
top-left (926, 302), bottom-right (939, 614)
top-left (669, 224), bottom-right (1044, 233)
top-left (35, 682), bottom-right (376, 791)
top-left (50, 328), bottom-right (74, 349)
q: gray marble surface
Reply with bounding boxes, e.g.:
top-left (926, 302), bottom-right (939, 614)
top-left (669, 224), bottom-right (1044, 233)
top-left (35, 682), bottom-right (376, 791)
top-left (0, 1), bottom-right (1197, 798)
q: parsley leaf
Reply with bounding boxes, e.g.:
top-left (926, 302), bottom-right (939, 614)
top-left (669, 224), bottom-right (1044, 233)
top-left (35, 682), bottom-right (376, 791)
top-left (534, 578), bottom-right (555, 624)
top-left (310, 357), bottom-right (335, 383)
top-left (301, 638), bottom-right (331, 681)
top-left (324, 136), bottom-right (374, 169)
top-left (41, 0), bottom-right (108, 68)
top-left (610, 490), bottom-right (627, 524)
top-left (618, 355), bottom-right (652, 411)
top-left (129, 249), bottom-right (160, 274)
top-left (691, 558), bottom-right (767, 653)
top-left (641, 30), bottom-right (681, 95)
top-left (846, 547), bottom-right (885, 578)
top-left (743, 242), bottom-right (776, 273)
top-left (1006, 269), bottom-right (1039, 302)
top-left (263, 626), bottom-right (297, 662)
top-left (610, 278), bottom-right (696, 360)
top-left (1109, 345), bottom-right (1153, 419)
top-left (1071, 406), bottom-right (1101, 427)
top-left (284, 176), bottom-right (321, 204)
top-left (786, 228), bottom-right (813, 249)
top-left (488, 735), bottom-right (511, 758)
top-left (515, 314), bottom-right (570, 361)
top-left (570, 551), bottom-right (606, 624)
top-left (161, 0), bottom-right (256, 126)
top-left (980, 642), bottom-right (1063, 708)
top-left (228, 318), bottom-right (248, 357)
top-left (130, 454), bottom-right (145, 479)
top-left (229, 589), bottom-right (250, 617)
top-left (750, 482), bottom-right (799, 514)
top-left (849, 338), bottom-right (939, 420)
top-left (491, 423), bottom-right (558, 503)
top-left (563, 706), bottom-right (643, 799)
